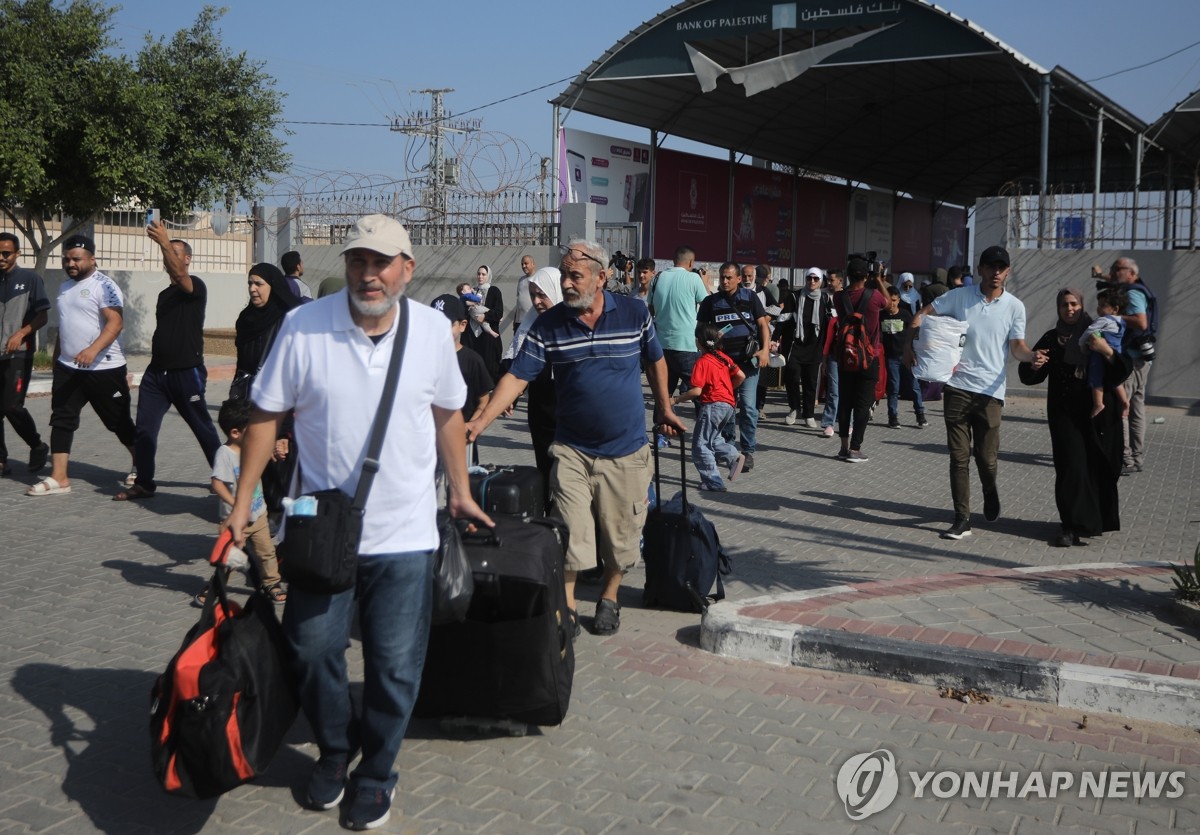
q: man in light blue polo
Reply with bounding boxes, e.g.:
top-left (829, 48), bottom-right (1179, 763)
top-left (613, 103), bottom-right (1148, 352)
top-left (647, 245), bottom-right (708, 403)
top-left (468, 240), bottom-right (685, 638)
top-left (907, 245), bottom-right (1041, 541)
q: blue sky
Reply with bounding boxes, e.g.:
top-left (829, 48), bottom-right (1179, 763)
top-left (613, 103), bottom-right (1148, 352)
top-left (105, 0), bottom-right (1200, 194)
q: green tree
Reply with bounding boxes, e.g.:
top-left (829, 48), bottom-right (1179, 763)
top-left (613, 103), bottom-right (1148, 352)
top-left (134, 5), bottom-right (289, 216)
top-left (0, 1), bottom-right (288, 274)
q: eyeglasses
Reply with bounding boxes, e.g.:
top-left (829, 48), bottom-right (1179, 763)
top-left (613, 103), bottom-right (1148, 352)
top-left (0, 251), bottom-right (16, 257)
top-left (557, 244), bottom-right (606, 271)
top-left (807, 275), bottom-right (822, 281)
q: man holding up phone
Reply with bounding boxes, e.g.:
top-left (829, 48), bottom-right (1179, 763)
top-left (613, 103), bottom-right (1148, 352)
top-left (114, 218), bottom-right (220, 500)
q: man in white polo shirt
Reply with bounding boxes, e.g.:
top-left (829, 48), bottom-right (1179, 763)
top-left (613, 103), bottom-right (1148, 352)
top-left (906, 245), bottom-right (1042, 541)
top-left (225, 214), bottom-right (492, 830)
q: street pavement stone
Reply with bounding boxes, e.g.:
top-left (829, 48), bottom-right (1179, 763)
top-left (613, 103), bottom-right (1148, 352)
top-left (1, 365), bottom-right (1198, 832)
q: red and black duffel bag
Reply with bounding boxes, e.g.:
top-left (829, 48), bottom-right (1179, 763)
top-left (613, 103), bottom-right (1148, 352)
top-left (150, 531), bottom-right (298, 798)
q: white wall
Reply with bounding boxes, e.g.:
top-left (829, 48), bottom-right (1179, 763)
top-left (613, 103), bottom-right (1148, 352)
top-left (42, 269), bottom-right (249, 354)
top-left (1007, 248), bottom-right (1200, 408)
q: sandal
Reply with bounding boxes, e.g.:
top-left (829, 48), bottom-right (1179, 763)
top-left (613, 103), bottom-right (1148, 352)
top-left (264, 584), bottom-right (288, 605)
top-left (113, 484), bottom-right (156, 501)
top-left (0, 462), bottom-right (11, 478)
top-left (26, 476), bottom-right (71, 496)
top-left (592, 599), bottom-right (621, 636)
top-left (567, 608), bottom-right (580, 639)
top-left (193, 584), bottom-right (212, 608)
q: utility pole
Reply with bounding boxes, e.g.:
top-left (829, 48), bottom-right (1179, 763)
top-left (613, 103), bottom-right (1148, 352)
top-left (391, 89), bottom-right (479, 227)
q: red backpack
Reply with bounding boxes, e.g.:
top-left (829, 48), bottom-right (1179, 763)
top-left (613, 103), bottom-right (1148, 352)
top-left (836, 289), bottom-right (876, 373)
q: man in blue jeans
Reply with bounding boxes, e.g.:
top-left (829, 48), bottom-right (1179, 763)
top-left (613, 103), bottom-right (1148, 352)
top-left (115, 221), bottom-right (221, 500)
top-left (698, 262), bottom-right (771, 471)
top-left (226, 214), bottom-right (492, 830)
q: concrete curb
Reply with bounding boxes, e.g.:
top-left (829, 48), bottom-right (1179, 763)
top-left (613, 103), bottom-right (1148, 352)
top-left (700, 562), bottom-right (1200, 725)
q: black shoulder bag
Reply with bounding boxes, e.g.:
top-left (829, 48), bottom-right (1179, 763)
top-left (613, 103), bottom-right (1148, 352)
top-left (278, 300), bottom-right (410, 594)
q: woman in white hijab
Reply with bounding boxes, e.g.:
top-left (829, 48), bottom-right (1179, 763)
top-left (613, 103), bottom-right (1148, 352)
top-left (898, 272), bottom-right (921, 315)
top-left (505, 267), bottom-right (562, 360)
top-left (504, 267), bottom-right (562, 511)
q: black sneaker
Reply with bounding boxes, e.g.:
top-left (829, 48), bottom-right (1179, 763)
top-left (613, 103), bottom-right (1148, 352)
top-left (593, 599), bottom-right (621, 635)
top-left (916, 413), bottom-right (930, 428)
top-left (836, 448), bottom-right (850, 461)
top-left (941, 518), bottom-right (972, 540)
top-left (888, 418), bottom-right (900, 429)
top-left (306, 757), bottom-right (348, 811)
top-left (847, 450), bottom-right (869, 463)
top-left (344, 785), bottom-right (394, 830)
top-left (741, 452), bottom-right (754, 472)
top-left (983, 488), bottom-right (1000, 522)
top-left (28, 442), bottom-right (49, 473)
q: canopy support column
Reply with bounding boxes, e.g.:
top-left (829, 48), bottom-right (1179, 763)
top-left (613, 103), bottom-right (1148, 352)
top-left (1038, 73), bottom-right (1051, 249)
top-left (1092, 108), bottom-right (1103, 246)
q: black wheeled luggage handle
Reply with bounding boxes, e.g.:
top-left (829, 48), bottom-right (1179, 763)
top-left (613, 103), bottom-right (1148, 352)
top-left (651, 425), bottom-right (688, 515)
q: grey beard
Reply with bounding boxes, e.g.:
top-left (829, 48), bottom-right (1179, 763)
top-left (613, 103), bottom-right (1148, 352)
top-left (349, 285), bottom-right (403, 317)
top-left (563, 288), bottom-right (596, 310)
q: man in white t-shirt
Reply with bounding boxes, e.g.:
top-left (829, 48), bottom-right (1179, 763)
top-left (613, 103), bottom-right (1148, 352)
top-left (224, 214), bottom-right (492, 831)
top-left (906, 245), bottom-right (1042, 541)
top-left (26, 234), bottom-right (136, 497)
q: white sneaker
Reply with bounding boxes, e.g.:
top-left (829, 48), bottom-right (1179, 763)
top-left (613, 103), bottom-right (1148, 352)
top-left (785, 410), bottom-right (797, 425)
top-left (804, 417), bottom-right (818, 428)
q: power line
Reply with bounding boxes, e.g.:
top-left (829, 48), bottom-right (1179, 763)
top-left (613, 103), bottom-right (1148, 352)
top-left (281, 75), bottom-right (575, 130)
top-left (1087, 39), bottom-right (1200, 83)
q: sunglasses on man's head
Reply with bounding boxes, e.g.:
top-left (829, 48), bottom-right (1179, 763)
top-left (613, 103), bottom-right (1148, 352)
top-left (556, 244), bottom-right (606, 271)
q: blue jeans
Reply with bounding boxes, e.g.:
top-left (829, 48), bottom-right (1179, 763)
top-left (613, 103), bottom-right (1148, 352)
top-left (692, 401), bottom-right (740, 488)
top-left (133, 366), bottom-right (221, 492)
top-left (820, 357), bottom-right (839, 428)
top-left (886, 357), bottom-right (925, 420)
top-left (722, 362), bottom-right (759, 453)
top-left (283, 550), bottom-right (433, 793)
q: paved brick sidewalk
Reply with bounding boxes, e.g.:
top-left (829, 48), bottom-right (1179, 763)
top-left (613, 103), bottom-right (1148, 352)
top-left (1, 376), bottom-right (1197, 832)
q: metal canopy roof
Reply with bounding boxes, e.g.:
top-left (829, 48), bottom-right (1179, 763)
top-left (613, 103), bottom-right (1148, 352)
top-left (1148, 88), bottom-right (1200, 175)
top-left (553, 0), bottom-right (1187, 206)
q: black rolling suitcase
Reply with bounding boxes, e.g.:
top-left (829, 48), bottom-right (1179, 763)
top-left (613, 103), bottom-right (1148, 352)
top-left (469, 459), bottom-right (545, 519)
top-left (416, 515), bottom-right (573, 725)
top-left (641, 430), bottom-right (732, 613)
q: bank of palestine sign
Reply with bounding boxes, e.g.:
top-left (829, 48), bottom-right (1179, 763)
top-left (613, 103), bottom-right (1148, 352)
top-left (590, 0), bottom-right (998, 96)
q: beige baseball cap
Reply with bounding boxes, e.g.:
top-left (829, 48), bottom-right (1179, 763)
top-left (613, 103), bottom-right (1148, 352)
top-left (340, 214), bottom-right (413, 258)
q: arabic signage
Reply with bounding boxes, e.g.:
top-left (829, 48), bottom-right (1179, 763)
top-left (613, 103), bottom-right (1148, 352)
top-left (648, 144), bottom-right (965, 270)
top-left (653, 149), bottom-right (730, 263)
top-left (731, 166), bottom-right (793, 265)
top-left (592, 0), bottom-right (997, 85)
top-left (794, 178), bottom-right (850, 269)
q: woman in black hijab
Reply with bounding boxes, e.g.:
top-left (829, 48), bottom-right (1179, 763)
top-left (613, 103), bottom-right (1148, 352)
top-left (234, 262), bottom-right (299, 386)
top-left (1019, 287), bottom-right (1131, 547)
top-left (232, 262), bottom-right (300, 517)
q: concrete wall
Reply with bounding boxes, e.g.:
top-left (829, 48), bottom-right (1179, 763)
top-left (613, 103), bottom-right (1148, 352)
top-left (1007, 248), bottom-right (1200, 408)
top-left (43, 269), bottom-right (249, 354)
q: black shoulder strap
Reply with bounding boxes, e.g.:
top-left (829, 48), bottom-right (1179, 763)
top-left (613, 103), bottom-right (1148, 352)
top-left (351, 298), bottom-right (410, 512)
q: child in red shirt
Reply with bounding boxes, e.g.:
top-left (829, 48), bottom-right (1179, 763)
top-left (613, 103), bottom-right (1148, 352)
top-left (672, 323), bottom-right (747, 491)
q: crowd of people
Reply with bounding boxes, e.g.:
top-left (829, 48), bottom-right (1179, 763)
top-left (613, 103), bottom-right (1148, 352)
top-left (0, 215), bottom-right (1161, 829)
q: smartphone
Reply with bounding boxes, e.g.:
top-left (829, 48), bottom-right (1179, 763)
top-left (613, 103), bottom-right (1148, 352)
top-left (146, 208), bottom-right (157, 226)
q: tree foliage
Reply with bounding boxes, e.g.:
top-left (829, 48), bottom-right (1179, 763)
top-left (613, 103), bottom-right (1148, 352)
top-left (0, 1), bottom-right (288, 268)
top-left (135, 6), bottom-right (289, 216)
